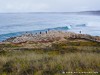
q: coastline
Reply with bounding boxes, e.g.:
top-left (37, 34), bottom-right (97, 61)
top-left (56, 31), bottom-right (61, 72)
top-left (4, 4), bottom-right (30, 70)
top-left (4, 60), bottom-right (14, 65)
top-left (2, 30), bottom-right (100, 44)
top-left (0, 30), bottom-right (100, 75)
top-left (0, 26), bottom-right (69, 42)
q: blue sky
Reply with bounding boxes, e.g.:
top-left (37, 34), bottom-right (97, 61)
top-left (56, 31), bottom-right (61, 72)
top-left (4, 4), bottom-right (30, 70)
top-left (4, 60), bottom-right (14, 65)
top-left (0, 0), bottom-right (100, 13)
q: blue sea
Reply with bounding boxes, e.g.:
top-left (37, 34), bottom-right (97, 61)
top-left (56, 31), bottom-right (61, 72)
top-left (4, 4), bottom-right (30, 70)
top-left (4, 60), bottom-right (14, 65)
top-left (0, 13), bottom-right (100, 41)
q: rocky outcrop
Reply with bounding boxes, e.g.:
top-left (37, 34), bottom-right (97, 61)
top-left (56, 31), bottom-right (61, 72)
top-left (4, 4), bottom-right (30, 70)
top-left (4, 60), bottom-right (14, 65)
top-left (3, 31), bottom-right (100, 44)
top-left (70, 34), bottom-right (100, 42)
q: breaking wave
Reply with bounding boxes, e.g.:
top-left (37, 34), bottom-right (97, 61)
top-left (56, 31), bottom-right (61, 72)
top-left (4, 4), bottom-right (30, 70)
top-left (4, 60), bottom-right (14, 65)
top-left (0, 24), bottom-right (86, 42)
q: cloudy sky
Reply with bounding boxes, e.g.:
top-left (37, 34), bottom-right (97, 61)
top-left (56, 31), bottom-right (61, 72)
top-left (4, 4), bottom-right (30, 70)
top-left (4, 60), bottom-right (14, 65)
top-left (0, 0), bottom-right (100, 13)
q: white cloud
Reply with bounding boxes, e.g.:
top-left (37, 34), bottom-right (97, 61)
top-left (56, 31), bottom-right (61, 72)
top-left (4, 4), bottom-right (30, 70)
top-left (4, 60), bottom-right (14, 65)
top-left (0, 0), bottom-right (100, 12)
top-left (0, 0), bottom-right (49, 12)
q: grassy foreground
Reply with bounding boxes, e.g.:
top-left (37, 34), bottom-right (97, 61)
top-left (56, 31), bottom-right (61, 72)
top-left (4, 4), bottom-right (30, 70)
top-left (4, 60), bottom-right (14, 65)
top-left (0, 40), bottom-right (100, 75)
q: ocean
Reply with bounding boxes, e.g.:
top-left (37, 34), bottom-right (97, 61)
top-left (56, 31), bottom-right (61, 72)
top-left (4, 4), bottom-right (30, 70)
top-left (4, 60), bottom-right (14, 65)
top-left (0, 13), bottom-right (100, 41)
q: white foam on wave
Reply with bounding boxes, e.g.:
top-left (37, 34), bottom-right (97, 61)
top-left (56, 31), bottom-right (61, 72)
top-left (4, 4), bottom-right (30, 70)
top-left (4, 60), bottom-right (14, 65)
top-left (67, 25), bottom-right (72, 29)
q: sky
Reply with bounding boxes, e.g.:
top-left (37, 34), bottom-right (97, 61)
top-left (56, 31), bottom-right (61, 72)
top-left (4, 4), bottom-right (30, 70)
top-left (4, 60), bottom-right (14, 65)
top-left (0, 0), bottom-right (100, 13)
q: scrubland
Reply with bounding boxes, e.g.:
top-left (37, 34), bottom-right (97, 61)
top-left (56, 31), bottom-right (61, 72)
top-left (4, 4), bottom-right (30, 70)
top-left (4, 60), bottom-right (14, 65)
top-left (0, 39), bottom-right (100, 75)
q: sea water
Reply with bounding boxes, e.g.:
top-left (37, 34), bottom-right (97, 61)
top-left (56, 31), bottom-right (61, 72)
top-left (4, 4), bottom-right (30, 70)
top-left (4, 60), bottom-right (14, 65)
top-left (0, 13), bottom-right (100, 41)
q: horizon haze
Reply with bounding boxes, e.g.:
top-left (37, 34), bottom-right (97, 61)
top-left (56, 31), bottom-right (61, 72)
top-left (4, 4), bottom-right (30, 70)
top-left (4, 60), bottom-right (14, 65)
top-left (0, 0), bottom-right (100, 13)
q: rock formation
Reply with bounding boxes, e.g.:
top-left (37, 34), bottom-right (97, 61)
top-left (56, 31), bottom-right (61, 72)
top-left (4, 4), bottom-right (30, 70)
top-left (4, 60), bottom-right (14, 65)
top-left (3, 31), bottom-right (100, 44)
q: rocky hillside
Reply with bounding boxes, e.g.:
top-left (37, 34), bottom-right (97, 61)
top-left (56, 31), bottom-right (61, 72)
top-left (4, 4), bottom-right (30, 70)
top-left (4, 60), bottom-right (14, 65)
top-left (3, 31), bottom-right (100, 44)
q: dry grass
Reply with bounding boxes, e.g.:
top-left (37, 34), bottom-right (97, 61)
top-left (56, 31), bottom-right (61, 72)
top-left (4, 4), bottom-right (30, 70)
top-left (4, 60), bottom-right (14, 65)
top-left (0, 51), bottom-right (100, 75)
top-left (0, 39), bottom-right (100, 75)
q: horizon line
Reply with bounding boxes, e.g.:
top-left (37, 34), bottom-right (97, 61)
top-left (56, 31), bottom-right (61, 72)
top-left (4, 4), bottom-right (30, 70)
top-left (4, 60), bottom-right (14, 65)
top-left (0, 10), bottom-right (100, 14)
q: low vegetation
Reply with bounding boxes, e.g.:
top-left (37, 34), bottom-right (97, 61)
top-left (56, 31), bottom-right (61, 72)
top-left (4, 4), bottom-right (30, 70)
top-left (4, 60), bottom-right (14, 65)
top-left (0, 38), bottom-right (100, 75)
